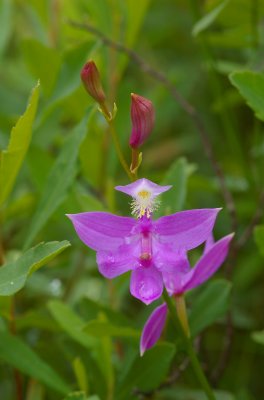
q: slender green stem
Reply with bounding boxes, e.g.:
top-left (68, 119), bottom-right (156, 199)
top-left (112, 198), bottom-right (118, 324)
top-left (175, 294), bottom-right (190, 338)
top-left (98, 101), bottom-right (134, 181)
top-left (130, 148), bottom-right (139, 181)
top-left (108, 121), bottom-right (134, 181)
top-left (186, 340), bottom-right (215, 400)
top-left (163, 289), bottom-right (216, 400)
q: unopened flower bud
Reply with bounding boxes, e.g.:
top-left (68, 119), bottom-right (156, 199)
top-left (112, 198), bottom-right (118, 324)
top-left (81, 61), bottom-right (106, 104)
top-left (129, 93), bottom-right (155, 149)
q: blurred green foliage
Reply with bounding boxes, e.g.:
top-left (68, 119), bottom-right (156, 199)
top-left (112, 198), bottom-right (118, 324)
top-left (0, 0), bottom-right (264, 399)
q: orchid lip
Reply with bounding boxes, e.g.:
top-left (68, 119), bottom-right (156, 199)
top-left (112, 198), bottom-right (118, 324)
top-left (115, 178), bottom-right (172, 218)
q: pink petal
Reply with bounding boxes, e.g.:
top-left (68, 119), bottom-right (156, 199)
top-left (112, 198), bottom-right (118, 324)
top-left (140, 303), bottom-right (167, 356)
top-left (97, 242), bottom-right (140, 279)
top-left (154, 208), bottom-right (221, 250)
top-left (183, 233), bottom-right (234, 292)
top-left (115, 178), bottom-right (171, 198)
top-left (66, 212), bottom-right (136, 252)
top-left (162, 271), bottom-right (187, 295)
top-left (204, 233), bottom-right (215, 254)
top-left (130, 265), bottom-right (163, 305)
top-left (153, 242), bottom-right (190, 273)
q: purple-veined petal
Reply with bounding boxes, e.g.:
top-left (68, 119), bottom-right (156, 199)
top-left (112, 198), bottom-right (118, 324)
top-left (97, 242), bottom-right (140, 279)
top-left (130, 264), bottom-right (163, 305)
top-left (140, 303), bottom-right (167, 356)
top-left (66, 212), bottom-right (136, 252)
top-left (115, 178), bottom-right (171, 198)
top-left (154, 208), bottom-right (221, 250)
top-left (182, 233), bottom-right (234, 292)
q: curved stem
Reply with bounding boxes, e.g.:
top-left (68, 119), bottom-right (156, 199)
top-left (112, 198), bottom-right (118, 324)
top-left (163, 289), bottom-right (216, 400)
top-left (175, 294), bottom-right (190, 338)
top-left (108, 121), bottom-right (133, 181)
top-left (130, 148), bottom-right (139, 180)
top-left (99, 101), bottom-right (133, 181)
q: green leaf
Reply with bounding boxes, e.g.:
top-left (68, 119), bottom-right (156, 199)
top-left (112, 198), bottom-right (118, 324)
top-left (63, 391), bottom-right (88, 400)
top-left (87, 397), bottom-right (101, 400)
top-left (73, 357), bottom-right (89, 394)
top-left (95, 313), bottom-right (114, 396)
top-left (158, 157), bottom-right (195, 215)
top-left (23, 114), bottom-right (90, 249)
top-left (188, 279), bottom-right (232, 336)
top-left (47, 300), bottom-right (97, 349)
top-left (125, 0), bottom-right (151, 46)
top-left (22, 39), bottom-right (61, 96)
top-left (117, 343), bottom-right (176, 400)
top-left (83, 320), bottom-right (140, 339)
top-left (0, 82), bottom-right (40, 207)
top-left (0, 0), bottom-right (12, 57)
top-left (79, 297), bottom-right (131, 326)
top-left (192, 0), bottom-right (229, 37)
top-left (157, 387), bottom-right (235, 400)
top-left (50, 42), bottom-right (93, 104)
top-left (0, 241), bottom-right (70, 296)
top-left (252, 330), bottom-right (264, 345)
top-left (64, 395), bottom-right (100, 400)
top-left (48, 301), bottom-right (111, 392)
top-left (229, 71), bottom-right (264, 122)
top-left (79, 112), bottom-right (104, 187)
top-left (0, 331), bottom-right (69, 394)
top-left (16, 308), bottom-right (59, 332)
top-left (254, 225), bottom-right (264, 257)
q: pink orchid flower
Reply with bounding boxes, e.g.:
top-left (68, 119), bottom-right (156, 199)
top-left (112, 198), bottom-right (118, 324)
top-left (67, 178), bottom-right (220, 305)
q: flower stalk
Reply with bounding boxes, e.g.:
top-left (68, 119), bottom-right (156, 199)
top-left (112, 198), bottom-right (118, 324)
top-left (175, 294), bottom-right (190, 338)
top-left (81, 61), bottom-right (132, 180)
top-left (163, 288), bottom-right (216, 400)
top-left (108, 119), bottom-right (134, 181)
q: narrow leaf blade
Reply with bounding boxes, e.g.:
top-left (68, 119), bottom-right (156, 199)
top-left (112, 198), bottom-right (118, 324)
top-left (24, 114), bottom-right (90, 249)
top-left (188, 279), bottom-right (232, 336)
top-left (0, 241), bottom-right (70, 296)
top-left (254, 225), bottom-right (264, 257)
top-left (192, 0), bottom-right (229, 37)
top-left (117, 343), bottom-right (175, 399)
top-left (0, 82), bottom-right (40, 206)
top-left (0, 332), bottom-right (69, 394)
top-left (230, 71), bottom-right (264, 121)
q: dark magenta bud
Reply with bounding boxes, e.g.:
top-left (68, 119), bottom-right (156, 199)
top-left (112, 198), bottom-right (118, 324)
top-left (129, 93), bottom-right (155, 148)
top-left (81, 61), bottom-right (106, 104)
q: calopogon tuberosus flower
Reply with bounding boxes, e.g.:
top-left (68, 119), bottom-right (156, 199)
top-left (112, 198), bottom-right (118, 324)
top-left (67, 178), bottom-right (220, 305)
top-left (129, 94), bottom-right (155, 149)
top-left (140, 233), bottom-right (233, 355)
top-left (81, 61), bottom-right (106, 104)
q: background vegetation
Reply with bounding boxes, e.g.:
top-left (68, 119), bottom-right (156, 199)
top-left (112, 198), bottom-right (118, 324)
top-left (0, 0), bottom-right (264, 399)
